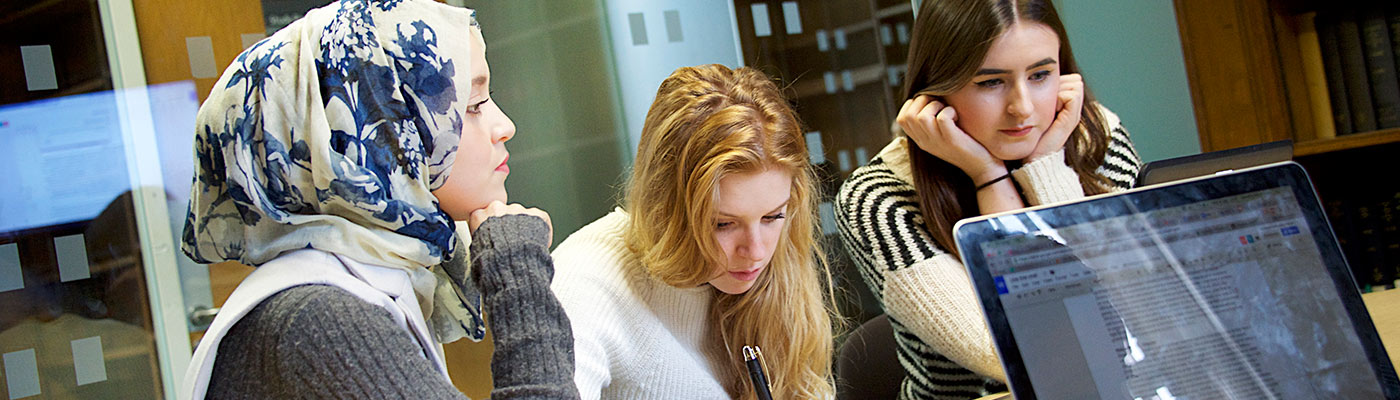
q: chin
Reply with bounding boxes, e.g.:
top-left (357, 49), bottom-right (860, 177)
top-left (713, 281), bottom-right (756, 295)
top-left (992, 143), bottom-right (1038, 162)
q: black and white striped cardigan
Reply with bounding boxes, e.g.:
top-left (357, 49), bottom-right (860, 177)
top-left (834, 104), bottom-right (1141, 399)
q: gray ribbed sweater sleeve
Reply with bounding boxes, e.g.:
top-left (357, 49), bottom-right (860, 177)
top-left (207, 284), bottom-right (468, 399)
top-left (470, 214), bottom-right (581, 399)
top-left (207, 215), bottom-right (578, 400)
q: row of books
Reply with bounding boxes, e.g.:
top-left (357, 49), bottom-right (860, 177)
top-left (1328, 193), bottom-right (1400, 291)
top-left (1302, 6), bottom-right (1400, 137)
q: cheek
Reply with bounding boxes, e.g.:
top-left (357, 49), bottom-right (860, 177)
top-left (761, 224), bottom-right (783, 252)
top-left (714, 231), bottom-right (739, 262)
top-left (453, 130), bottom-right (495, 177)
top-left (1031, 85), bottom-right (1059, 121)
top-left (952, 96), bottom-right (1002, 144)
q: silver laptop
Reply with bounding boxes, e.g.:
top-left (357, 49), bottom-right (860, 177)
top-left (953, 162), bottom-right (1399, 399)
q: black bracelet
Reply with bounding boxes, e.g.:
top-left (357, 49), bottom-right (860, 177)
top-left (975, 172), bottom-right (1012, 191)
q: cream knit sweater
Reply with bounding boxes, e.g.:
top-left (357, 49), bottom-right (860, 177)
top-left (551, 210), bottom-right (731, 400)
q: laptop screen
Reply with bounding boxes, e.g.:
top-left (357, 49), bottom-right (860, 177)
top-left (956, 163), bottom-right (1398, 399)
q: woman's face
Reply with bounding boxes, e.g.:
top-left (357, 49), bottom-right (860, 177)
top-left (943, 21), bottom-right (1062, 161)
top-left (708, 167), bottom-right (792, 295)
top-left (432, 27), bottom-right (516, 221)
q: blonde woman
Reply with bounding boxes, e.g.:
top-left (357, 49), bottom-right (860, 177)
top-left (550, 64), bottom-right (838, 399)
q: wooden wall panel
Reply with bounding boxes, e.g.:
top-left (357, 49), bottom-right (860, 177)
top-left (131, 0), bottom-right (266, 103)
top-left (1173, 0), bottom-right (1293, 152)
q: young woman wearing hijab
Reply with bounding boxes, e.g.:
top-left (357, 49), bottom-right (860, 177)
top-left (550, 64), bottom-right (839, 399)
top-left (180, 1), bottom-right (578, 398)
top-left (834, 0), bottom-right (1142, 398)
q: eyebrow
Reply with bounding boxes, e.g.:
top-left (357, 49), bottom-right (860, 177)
top-left (973, 58), bottom-right (1057, 76)
top-left (471, 75), bottom-right (488, 88)
top-left (716, 201), bottom-right (790, 219)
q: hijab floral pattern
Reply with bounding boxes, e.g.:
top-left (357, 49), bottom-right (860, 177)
top-left (184, 0), bottom-right (485, 343)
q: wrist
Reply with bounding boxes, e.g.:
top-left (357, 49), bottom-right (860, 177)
top-left (975, 172), bottom-right (1013, 191)
top-left (966, 163), bottom-right (1010, 187)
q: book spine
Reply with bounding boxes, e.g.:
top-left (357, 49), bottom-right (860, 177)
top-left (1299, 12), bottom-right (1338, 139)
top-left (1390, 7), bottom-right (1400, 112)
top-left (1338, 10), bottom-right (1378, 133)
top-left (1381, 198), bottom-right (1398, 288)
top-left (1319, 12), bottom-right (1355, 135)
top-left (1362, 8), bottom-right (1400, 129)
top-left (1329, 199), bottom-right (1366, 289)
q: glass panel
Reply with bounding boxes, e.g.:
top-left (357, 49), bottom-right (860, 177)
top-left (731, 0), bottom-right (916, 322)
top-left (0, 1), bottom-right (168, 395)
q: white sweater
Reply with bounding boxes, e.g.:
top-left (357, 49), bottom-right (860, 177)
top-left (551, 209), bottom-right (731, 400)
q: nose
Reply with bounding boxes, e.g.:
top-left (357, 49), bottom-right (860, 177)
top-left (493, 105), bottom-right (517, 144)
top-left (1006, 81), bottom-right (1033, 120)
top-left (735, 226), bottom-right (768, 263)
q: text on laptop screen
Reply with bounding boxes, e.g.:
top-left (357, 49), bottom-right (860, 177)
top-left (979, 187), bottom-right (1383, 399)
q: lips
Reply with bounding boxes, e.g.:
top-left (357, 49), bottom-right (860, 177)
top-left (729, 266), bottom-right (763, 282)
top-left (1000, 126), bottom-right (1034, 137)
top-left (496, 153), bottom-right (509, 173)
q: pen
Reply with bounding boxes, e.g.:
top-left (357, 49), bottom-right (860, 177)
top-left (742, 345), bottom-right (773, 400)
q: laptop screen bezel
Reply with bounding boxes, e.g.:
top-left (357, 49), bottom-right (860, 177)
top-left (953, 161), bottom-right (1399, 400)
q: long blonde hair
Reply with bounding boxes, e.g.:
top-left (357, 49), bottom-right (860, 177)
top-left (624, 64), bottom-right (838, 399)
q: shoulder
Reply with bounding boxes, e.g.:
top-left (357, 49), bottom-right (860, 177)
top-left (213, 285), bottom-right (465, 399)
top-left (551, 210), bottom-right (649, 309)
top-left (1094, 102), bottom-right (1123, 131)
top-left (837, 137), bottom-right (922, 232)
top-left (836, 160), bottom-right (920, 230)
top-left (552, 210), bottom-right (636, 284)
top-left (229, 285), bottom-right (395, 341)
top-left (835, 142), bottom-right (947, 275)
top-left (214, 285), bottom-right (401, 380)
top-left (837, 139), bottom-right (917, 214)
top-left (1089, 102), bottom-right (1134, 149)
top-left (1087, 102), bottom-right (1142, 188)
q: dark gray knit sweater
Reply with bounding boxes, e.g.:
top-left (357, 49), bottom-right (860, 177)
top-left (207, 215), bottom-right (580, 399)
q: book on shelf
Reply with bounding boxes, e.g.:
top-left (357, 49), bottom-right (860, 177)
top-left (1382, 197), bottom-right (1399, 288)
top-left (1318, 11), bottom-right (1354, 135)
top-left (1299, 12), bottom-right (1337, 140)
top-left (1361, 7), bottom-right (1400, 129)
top-left (1335, 9), bottom-right (1378, 133)
top-left (1327, 199), bottom-right (1365, 287)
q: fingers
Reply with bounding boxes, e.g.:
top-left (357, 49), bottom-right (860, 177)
top-left (897, 96), bottom-right (939, 128)
top-left (1029, 74), bottom-right (1086, 163)
top-left (898, 96), bottom-right (947, 154)
top-left (466, 201), bottom-right (551, 239)
top-left (1058, 73), bottom-right (1084, 114)
top-left (935, 105), bottom-right (959, 136)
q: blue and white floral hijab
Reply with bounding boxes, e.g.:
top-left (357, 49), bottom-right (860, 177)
top-left (184, 0), bottom-right (485, 344)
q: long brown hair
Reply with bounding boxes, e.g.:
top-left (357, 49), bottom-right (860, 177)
top-left (903, 0), bottom-right (1113, 257)
top-left (624, 64), bottom-right (838, 399)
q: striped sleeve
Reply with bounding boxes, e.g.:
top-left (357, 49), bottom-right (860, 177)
top-left (833, 160), bottom-right (939, 296)
top-left (1097, 106), bottom-right (1143, 191)
top-left (835, 159), bottom-right (1006, 400)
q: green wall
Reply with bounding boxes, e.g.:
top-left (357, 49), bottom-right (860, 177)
top-left (1055, 0), bottom-right (1201, 162)
top-left (473, 1), bottom-right (630, 245)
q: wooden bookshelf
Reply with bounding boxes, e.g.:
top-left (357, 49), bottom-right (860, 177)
top-left (1296, 127), bottom-right (1400, 156)
top-left (1174, 0), bottom-right (1400, 152)
top-left (1176, 0), bottom-right (1400, 291)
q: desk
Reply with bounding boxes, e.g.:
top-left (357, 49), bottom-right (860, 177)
top-left (1364, 289), bottom-right (1400, 368)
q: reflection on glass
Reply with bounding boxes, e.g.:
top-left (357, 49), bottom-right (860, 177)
top-left (0, 89), bottom-right (164, 398)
